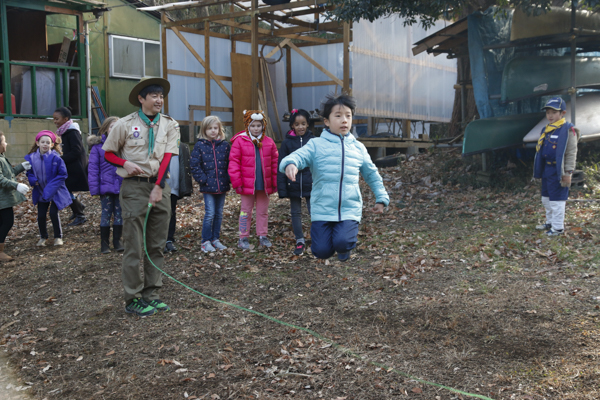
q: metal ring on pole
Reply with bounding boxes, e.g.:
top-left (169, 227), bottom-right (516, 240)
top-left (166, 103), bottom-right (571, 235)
top-left (260, 39), bottom-right (285, 64)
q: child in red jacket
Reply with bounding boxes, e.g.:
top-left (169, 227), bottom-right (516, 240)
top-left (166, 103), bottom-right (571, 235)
top-left (228, 110), bottom-right (278, 250)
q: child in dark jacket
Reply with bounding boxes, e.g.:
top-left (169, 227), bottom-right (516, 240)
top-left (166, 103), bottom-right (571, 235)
top-left (277, 109), bottom-right (314, 255)
top-left (88, 116), bottom-right (124, 254)
top-left (165, 142), bottom-right (193, 252)
top-left (25, 130), bottom-right (72, 247)
top-left (190, 116), bottom-right (231, 253)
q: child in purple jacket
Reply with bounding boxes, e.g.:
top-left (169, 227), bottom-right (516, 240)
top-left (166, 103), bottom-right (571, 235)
top-left (25, 131), bottom-right (72, 246)
top-left (87, 117), bottom-right (124, 254)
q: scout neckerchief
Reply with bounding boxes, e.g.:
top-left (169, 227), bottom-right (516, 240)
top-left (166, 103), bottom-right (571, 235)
top-left (248, 132), bottom-right (264, 149)
top-left (138, 109), bottom-right (160, 155)
top-left (536, 118), bottom-right (566, 152)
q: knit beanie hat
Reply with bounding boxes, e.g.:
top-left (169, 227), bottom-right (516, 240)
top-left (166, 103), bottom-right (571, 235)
top-left (243, 110), bottom-right (268, 134)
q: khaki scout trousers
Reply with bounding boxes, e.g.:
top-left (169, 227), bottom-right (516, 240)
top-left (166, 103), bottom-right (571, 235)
top-left (120, 179), bottom-right (171, 303)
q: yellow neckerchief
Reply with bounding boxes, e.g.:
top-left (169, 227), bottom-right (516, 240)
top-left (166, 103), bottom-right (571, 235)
top-left (536, 118), bottom-right (566, 152)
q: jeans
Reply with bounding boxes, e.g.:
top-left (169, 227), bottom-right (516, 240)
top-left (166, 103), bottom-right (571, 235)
top-left (100, 194), bottom-right (123, 227)
top-left (202, 193), bottom-right (226, 242)
top-left (0, 207), bottom-right (14, 243)
top-left (290, 196), bottom-right (311, 242)
top-left (38, 202), bottom-right (62, 239)
top-left (310, 220), bottom-right (359, 259)
top-left (167, 194), bottom-right (178, 242)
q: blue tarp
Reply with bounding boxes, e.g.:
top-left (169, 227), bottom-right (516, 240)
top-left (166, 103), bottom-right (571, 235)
top-left (467, 8), bottom-right (565, 119)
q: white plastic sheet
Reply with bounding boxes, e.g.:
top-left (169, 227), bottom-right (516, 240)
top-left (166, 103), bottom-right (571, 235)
top-left (352, 17), bottom-right (457, 123)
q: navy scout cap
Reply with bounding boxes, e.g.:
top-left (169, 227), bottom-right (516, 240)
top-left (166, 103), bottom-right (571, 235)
top-left (542, 97), bottom-right (566, 112)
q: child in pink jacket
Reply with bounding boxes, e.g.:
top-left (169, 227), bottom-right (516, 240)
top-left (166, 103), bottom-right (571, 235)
top-left (228, 110), bottom-right (278, 250)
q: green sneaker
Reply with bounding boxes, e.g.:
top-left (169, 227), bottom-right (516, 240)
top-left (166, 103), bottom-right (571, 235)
top-left (125, 298), bottom-right (157, 317)
top-left (146, 299), bottom-right (170, 312)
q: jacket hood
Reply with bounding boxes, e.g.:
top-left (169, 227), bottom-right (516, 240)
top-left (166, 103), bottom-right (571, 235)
top-left (87, 134), bottom-right (104, 147)
top-left (321, 129), bottom-right (355, 143)
top-left (231, 131), bottom-right (253, 144)
top-left (285, 130), bottom-right (313, 140)
top-left (199, 138), bottom-right (225, 145)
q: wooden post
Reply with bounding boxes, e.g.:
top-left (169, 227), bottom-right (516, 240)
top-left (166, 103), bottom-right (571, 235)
top-left (251, 0), bottom-right (259, 109)
top-left (403, 119), bottom-right (411, 139)
top-left (205, 20), bottom-right (211, 118)
top-left (161, 12), bottom-right (169, 114)
top-left (230, 3), bottom-right (236, 54)
top-left (343, 22), bottom-right (350, 94)
top-left (286, 47), bottom-right (292, 111)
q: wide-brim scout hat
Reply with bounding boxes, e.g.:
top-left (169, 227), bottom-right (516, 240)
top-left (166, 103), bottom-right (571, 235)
top-left (128, 77), bottom-right (171, 107)
top-left (542, 97), bottom-right (566, 112)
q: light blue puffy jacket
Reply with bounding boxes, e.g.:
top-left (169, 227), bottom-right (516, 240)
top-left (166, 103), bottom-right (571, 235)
top-left (279, 129), bottom-right (389, 223)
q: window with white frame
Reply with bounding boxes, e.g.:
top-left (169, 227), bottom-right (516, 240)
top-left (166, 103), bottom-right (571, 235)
top-left (109, 35), bottom-right (160, 79)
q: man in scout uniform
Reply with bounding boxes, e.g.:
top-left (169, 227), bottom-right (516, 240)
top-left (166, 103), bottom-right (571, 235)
top-left (103, 78), bottom-right (180, 316)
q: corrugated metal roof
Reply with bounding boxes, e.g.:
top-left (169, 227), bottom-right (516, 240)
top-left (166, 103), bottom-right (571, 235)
top-left (46, 0), bottom-right (106, 9)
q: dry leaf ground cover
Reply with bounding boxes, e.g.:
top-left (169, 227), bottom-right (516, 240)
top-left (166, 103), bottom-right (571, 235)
top-left (1, 148), bottom-right (600, 400)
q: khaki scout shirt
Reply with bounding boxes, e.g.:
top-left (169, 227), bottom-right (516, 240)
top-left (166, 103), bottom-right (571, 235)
top-left (102, 111), bottom-right (180, 178)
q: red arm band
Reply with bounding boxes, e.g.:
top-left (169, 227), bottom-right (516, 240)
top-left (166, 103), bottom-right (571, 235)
top-left (104, 151), bottom-right (126, 167)
top-left (156, 153), bottom-right (172, 188)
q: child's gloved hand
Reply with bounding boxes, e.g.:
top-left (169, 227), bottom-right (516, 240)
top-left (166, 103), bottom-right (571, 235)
top-left (285, 164), bottom-right (298, 182)
top-left (21, 161), bottom-right (32, 171)
top-left (372, 203), bottom-right (384, 214)
top-left (16, 183), bottom-right (30, 195)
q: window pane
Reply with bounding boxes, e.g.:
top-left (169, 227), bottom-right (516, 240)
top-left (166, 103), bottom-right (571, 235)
top-left (113, 38), bottom-right (143, 78)
top-left (145, 42), bottom-right (160, 77)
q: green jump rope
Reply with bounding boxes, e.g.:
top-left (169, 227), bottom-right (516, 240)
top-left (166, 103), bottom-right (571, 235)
top-left (143, 203), bottom-right (495, 400)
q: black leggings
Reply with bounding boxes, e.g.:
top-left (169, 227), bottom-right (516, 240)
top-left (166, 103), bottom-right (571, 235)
top-left (0, 207), bottom-right (14, 244)
top-left (38, 202), bottom-right (62, 239)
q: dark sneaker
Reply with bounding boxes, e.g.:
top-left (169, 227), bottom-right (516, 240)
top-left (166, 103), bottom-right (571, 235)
top-left (547, 228), bottom-right (564, 236)
top-left (164, 241), bottom-right (177, 252)
top-left (293, 242), bottom-right (305, 256)
top-left (238, 237), bottom-right (250, 250)
top-left (259, 236), bottom-right (272, 248)
top-left (337, 251), bottom-right (351, 262)
top-left (146, 299), bottom-right (170, 312)
top-left (67, 216), bottom-right (87, 227)
top-left (125, 298), bottom-right (157, 317)
top-left (536, 223), bottom-right (552, 230)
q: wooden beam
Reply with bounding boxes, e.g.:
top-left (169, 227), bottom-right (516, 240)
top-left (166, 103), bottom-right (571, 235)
top-left (174, 25), bottom-right (230, 39)
top-left (165, 0), bottom-right (321, 28)
top-left (162, 12), bottom-right (169, 114)
top-left (189, 105), bottom-right (233, 112)
top-left (286, 41), bottom-right (343, 87)
top-left (291, 80), bottom-right (338, 88)
top-left (261, 12), bottom-right (317, 29)
top-left (286, 47), bottom-right (292, 112)
top-left (251, 0), bottom-right (259, 109)
top-left (411, 19), bottom-right (468, 56)
top-left (233, 21), bottom-right (340, 40)
top-left (167, 69), bottom-right (232, 81)
top-left (343, 22), bottom-right (350, 94)
top-left (170, 26), bottom-right (233, 100)
top-left (145, 0), bottom-right (233, 12)
top-left (262, 58), bottom-right (282, 138)
top-left (205, 20), bottom-right (211, 117)
top-left (212, 18), bottom-right (329, 43)
top-left (265, 38), bottom-right (290, 59)
top-left (284, 5), bottom-right (334, 17)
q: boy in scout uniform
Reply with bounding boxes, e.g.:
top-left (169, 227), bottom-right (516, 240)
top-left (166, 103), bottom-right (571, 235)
top-left (103, 78), bottom-right (180, 316)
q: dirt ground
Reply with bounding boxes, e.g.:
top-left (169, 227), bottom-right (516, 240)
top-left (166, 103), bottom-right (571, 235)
top-left (1, 148), bottom-right (600, 400)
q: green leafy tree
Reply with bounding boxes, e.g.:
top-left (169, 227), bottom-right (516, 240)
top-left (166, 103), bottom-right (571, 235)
top-left (327, 0), bottom-right (599, 27)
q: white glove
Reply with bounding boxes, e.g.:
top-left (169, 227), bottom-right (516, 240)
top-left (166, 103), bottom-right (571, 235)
top-left (16, 183), bottom-right (29, 195)
top-left (21, 161), bottom-right (32, 171)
